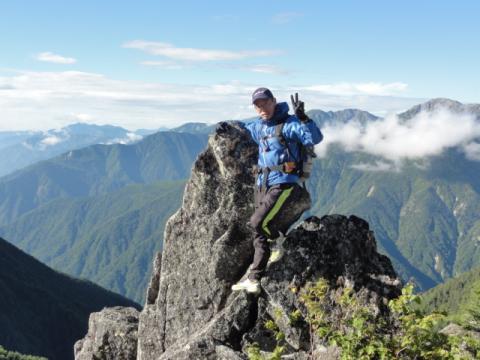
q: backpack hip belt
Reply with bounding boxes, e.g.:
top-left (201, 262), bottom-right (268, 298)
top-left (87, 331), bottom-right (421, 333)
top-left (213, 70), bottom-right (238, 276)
top-left (253, 162), bottom-right (298, 189)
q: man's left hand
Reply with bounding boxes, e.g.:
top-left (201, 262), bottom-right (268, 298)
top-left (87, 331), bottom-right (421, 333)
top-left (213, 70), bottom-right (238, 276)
top-left (290, 92), bottom-right (310, 123)
top-left (216, 121), bottom-right (230, 134)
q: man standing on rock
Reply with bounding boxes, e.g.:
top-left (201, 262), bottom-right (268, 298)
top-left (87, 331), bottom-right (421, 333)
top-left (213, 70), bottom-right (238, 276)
top-left (228, 87), bottom-right (323, 294)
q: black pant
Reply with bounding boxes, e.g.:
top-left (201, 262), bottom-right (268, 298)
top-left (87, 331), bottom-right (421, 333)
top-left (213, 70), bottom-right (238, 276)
top-left (248, 182), bottom-right (310, 280)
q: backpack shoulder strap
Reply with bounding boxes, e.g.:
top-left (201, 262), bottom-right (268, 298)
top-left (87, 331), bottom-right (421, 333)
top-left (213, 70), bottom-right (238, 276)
top-left (274, 122), bottom-right (286, 145)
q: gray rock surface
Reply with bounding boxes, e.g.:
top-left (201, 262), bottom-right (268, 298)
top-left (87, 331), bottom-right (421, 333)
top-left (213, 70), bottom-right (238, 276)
top-left (440, 323), bottom-right (480, 340)
top-left (74, 307), bottom-right (139, 360)
top-left (75, 122), bottom-right (402, 359)
top-left (145, 252), bottom-right (162, 306)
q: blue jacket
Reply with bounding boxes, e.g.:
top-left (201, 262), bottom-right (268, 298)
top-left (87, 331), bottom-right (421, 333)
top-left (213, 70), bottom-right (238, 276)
top-left (244, 102), bottom-right (323, 188)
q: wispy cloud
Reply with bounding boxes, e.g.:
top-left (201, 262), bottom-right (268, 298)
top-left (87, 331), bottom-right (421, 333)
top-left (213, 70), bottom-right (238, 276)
top-left (272, 12), bottom-right (304, 24)
top-left (248, 64), bottom-right (289, 75)
top-left (36, 52), bottom-right (77, 64)
top-left (123, 40), bottom-right (281, 61)
top-left (305, 82), bottom-right (408, 96)
top-left (140, 60), bottom-right (189, 70)
top-left (316, 107), bottom-right (480, 163)
top-left (140, 60), bottom-right (288, 75)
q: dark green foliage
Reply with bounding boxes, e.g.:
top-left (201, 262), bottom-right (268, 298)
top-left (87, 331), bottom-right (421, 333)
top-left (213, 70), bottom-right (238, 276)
top-left (420, 267), bottom-right (480, 324)
top-left (0, 237), bottom-right (139, 360)
top-left (0, 345), bottom-right (47, 360)
top-left (0, 181), bottom-right (185, 303)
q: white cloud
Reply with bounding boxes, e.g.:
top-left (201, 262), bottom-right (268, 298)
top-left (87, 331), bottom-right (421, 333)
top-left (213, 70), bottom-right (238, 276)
top-left (316, 107), bottom-right (480, 162)
top-left (104, 132), bottom-right (143, 145)
top-left (40, 134), bottom-right (64, 146)
top-left (0, 70), bottom-right (257, 130)
top-left (272, 12), bottom-right (304, 24)
top-left (36, 52), bottom-right (77, 64)
top-left (123, 40), bottom-right (281, 61)
top-left (0, 69), bottom-right (426, 131)
top-left (305, 82), bottom-right (408, 96)
top-left (351, 161), bottom-right (396, 172)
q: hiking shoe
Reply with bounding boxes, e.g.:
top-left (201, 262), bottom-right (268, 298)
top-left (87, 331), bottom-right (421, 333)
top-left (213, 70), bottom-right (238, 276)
top-left (231, 278), bottom-right (260, 294)
top-left (268, 246), bottom-right (285, 264)
top-left (268, 232), bottom-right (286, 264)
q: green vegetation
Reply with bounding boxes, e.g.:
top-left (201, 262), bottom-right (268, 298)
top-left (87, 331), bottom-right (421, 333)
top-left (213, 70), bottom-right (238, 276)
top-left (248, 279), bottom-right (480, 359)
top-left (0, 345), bottom-right (47, 360)
top-left (300, 280), bottom-right (480, 359)
top-left (0, 236), bottom-right (138, 360)
top-left (0, 180), bottom-right (185, 303)
top-left (420, 267), bottom-right (480, 325)
top-left (307, 147), bottom-right (480, 291)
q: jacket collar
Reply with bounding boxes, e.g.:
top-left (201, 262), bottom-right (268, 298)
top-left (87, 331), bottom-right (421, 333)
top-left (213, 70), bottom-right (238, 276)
top-left (262, 102), bottom-right (290, 125)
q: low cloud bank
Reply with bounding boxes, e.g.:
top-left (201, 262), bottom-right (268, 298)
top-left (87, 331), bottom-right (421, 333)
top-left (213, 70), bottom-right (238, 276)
top-left (316, 107), bottom-right (480, 166)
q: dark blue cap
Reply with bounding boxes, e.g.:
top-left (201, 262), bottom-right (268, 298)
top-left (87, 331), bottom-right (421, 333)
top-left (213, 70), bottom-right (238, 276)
top-left (252, 87), bottom-right (274, 104)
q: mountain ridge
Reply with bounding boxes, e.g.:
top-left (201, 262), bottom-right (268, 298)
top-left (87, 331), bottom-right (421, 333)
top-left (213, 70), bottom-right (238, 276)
top-left (0, 130), bottom-right (207, 226)
top-left (0, 236), bottom-right (139, 360)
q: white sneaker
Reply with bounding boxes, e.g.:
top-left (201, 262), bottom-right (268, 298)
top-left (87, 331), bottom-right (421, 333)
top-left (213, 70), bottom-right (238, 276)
top-left (231, 278), bottom-right (260, 294)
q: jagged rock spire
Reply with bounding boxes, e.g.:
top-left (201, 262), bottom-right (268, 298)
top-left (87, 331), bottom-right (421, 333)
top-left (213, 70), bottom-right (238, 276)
top-left (75, 123), bottom-right (402, 360)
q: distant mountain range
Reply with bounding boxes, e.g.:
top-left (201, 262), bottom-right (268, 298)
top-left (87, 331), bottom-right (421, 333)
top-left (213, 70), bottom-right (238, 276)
top-left (0, 123), bottom-right (147, 177)
top-left (153, 109), bottom-right (379, 135)
top-left (0, 107), bottom-right (377, 179)
top-left (0, 236), bottom-right (139, 360)
top-left (167, 121), bottom-right (216, 134)
top-left (1, 99), bottom-right (480, 305)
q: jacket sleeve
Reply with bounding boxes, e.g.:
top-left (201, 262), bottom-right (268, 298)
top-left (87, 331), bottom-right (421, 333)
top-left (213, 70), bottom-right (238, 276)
top-left (286, 118), bottom-right (323, 146)
top-left (240, 120), bottom-right (260, 144)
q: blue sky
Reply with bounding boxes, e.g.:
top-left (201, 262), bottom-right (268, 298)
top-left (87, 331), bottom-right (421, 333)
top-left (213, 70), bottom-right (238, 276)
top-left (0, 0), bottom-right (479, 131)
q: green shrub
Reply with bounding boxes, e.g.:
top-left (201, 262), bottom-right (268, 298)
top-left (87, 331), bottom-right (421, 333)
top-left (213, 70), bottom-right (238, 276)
top-left (299, 280), bottom-right (480, 359)
top-left (0, 345), bottom-right (47, 360)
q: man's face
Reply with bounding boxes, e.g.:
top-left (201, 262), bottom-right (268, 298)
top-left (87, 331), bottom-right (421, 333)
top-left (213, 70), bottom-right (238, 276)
top-left (254, 98), bottom-right (276, 120)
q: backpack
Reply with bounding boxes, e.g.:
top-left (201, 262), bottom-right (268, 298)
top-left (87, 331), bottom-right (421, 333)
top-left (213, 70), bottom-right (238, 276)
top-left (274, 120), bottom-right (316, 184)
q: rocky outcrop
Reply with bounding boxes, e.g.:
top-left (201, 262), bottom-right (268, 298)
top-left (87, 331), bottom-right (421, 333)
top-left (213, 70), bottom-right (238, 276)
top-left (75, 123), bottom-right (402, 359)
top-left (74, 307), bottom-right (139, 360)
